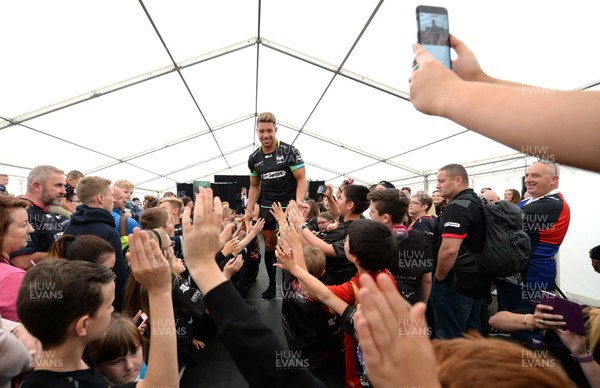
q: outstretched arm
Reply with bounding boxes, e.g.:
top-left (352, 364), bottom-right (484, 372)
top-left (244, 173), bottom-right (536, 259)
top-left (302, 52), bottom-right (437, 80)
top-left (555, 329), bottom-right (600, 388)
top-left (410, 36), bottom-right (600, 173)
top-left (247, 176), bottom-right (261, 214)
top-left (127, 229), bottom-right (178, 388)
top-left (274, 242), bottom-right (348, 316)
top-left (489, 304), bottom-right (565, 332)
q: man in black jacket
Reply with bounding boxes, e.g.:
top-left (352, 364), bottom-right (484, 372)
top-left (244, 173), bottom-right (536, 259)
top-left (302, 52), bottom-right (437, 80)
top-left (64, 176), bottom-right (128, 311)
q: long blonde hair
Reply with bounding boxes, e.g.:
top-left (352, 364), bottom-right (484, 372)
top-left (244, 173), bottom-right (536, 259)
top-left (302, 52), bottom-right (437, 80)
top-left (585, 307), bottom-right (600, 354)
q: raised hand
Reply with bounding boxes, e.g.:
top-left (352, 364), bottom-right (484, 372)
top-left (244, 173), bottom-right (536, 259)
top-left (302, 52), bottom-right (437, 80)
top-left (286, 201), bottom-right (305, 230)
top-left (269, 202), bottom-right (286, 225)
top-left (182, 188), bottom-right (223, 271)
top-left (127, 228), bottom-right (171, 295)
top-left (221, 237), bottom-right (243, 257)
top-left (223, 254), bottom-right (244, 279)
top-left (249, 218), bottom-right (265, 236)
top-left (278, 219), bottom-right (302, 252)
top-left (274, 242), bottom-right (297, 274)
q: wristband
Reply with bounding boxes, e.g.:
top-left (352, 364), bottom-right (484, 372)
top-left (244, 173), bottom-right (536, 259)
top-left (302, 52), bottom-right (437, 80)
top-left (523, 314), bottom-right (534, 331)
top-left (570, 350), bottom-right (595, 363)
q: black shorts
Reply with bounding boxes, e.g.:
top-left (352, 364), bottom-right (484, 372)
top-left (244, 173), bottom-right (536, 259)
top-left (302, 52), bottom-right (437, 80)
top-left (259, 206), bottom-right (278, 230)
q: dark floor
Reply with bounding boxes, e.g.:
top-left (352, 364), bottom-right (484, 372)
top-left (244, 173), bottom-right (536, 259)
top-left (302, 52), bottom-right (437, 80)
top-left (179, 239), bottom-right (345, 388)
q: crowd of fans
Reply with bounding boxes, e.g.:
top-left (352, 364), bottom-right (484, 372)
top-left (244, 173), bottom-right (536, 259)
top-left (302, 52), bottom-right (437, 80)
top-left (0, 163), bottom-right (597, 388)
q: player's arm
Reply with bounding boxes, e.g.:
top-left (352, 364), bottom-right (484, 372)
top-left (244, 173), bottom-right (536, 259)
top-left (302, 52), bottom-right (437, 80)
top-left (292, 167), bottom-right (307, 204)
top-left (247, 175), bottom-right (261, 213)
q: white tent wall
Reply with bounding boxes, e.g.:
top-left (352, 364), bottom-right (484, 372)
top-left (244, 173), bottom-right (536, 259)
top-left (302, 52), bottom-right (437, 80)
top-left (556, 167), bottom-right (600, 306)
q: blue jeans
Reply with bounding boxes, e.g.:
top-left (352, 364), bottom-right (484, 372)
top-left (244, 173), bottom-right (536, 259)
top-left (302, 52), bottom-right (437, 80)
top-left (430, 281), bottom-right (484, 339)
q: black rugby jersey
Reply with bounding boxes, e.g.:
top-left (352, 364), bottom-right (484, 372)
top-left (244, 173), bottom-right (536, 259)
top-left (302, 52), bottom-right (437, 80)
top-left (248, 140), bottom-right (304, 207)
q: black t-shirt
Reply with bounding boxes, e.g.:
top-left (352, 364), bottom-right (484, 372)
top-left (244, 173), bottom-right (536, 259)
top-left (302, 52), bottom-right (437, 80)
top-left (323, 220), bottom-right (358, 285)
top-left (387, 226), bottom-right (433, 305)
top-left (281, 271), bottom-right (343, 369)
top-left (248, 140), bottom-right (304, 207)
top-left (410, 215), bottom-right (436, 234)
top-left (436, 189), bottom-right (489, 297)
top-left (11, 201), bottom-right (64, 258)
top-left (21, 364), bottom-right (136, 387)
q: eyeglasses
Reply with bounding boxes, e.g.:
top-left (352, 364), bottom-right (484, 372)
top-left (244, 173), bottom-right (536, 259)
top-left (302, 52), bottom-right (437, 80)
top-left (409, 201), bottom-right (422, 206)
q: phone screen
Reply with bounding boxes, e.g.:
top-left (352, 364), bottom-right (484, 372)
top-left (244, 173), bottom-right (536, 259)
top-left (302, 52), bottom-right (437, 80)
top-left (416, 6), bottom-right (451, 68)
top-left (540, 292), bottom-right (586, 336)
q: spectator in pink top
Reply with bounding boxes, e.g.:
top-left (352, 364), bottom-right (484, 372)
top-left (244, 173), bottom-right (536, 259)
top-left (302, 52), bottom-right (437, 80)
top-left (0, 196), bottom-right (34, 321)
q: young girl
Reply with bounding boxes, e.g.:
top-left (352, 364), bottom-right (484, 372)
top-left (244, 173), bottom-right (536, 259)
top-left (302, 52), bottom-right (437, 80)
top-left (49, 234), bottom-right (116, 269)
top-left (87, 313), bottom-right (147, 384)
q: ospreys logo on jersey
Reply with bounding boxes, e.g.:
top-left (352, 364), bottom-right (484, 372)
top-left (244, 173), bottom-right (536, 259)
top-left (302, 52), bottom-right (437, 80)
top-left (262, 170), bottom-right (286, 180)
top-left (277, 144), bottom-right (303, 165)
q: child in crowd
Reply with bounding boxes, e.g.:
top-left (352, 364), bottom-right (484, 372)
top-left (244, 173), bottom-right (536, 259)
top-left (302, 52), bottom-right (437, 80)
top-left (281, 245), bottom-right (344, 376)
top-left (0, 174), bottom-right (10, 196)
top-left (122, 227), bottom-right (205, 369)
top-left (87, 313), bottom-right (147, 385)
top-left (49, 234), bottom-right (116, 269)
top-left (16, 228), bottom-right (178, 388)
top-left (274, 218), bottom-right (397, 387)
top-left (114, 179), bottom-right (142, 221)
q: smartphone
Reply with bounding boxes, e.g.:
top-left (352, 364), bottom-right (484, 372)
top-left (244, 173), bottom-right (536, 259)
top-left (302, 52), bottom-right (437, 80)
top-left (539, 291), bottom-right (585, 336)
top-left (317, 185), bottom-right (326, 194)
top-left (416, 5), bottom-right (451, 68)
top-left (135, 312), bottom-right (148, 328)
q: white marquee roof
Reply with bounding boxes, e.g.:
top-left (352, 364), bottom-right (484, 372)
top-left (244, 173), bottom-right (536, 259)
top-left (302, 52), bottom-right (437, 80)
top-left (2, 0), bottom-right (599, 194)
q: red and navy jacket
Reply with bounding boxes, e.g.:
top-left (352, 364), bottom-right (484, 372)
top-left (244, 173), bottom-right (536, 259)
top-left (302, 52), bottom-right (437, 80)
top-left (519, 190), bottom-right (570, 287)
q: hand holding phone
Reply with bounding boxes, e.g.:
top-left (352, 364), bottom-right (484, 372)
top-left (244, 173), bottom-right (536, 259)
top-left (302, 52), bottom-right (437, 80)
top-left (134, 310), bottom-right (148, 329)
top-left (539, 291), bottom-right (585, 336)
top-left (317, 185), bottom-right (326, 194)
top-left (416, 5), bottom-right (451, 68)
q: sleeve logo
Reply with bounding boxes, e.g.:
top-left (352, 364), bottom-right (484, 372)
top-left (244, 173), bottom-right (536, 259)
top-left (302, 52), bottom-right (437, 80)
top-left (443, 222), bottom-right (461, 228)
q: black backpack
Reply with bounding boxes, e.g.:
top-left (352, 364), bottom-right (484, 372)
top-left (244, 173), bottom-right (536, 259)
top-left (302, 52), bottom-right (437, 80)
top-left (457, 195), bottom-right (531, 282)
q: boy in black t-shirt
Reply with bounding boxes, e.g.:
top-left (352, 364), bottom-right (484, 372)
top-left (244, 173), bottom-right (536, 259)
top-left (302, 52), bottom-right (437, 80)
top-left (281, 246), bottom-right (344, 373)
top-left (17, 229), bottom-right (178, 388)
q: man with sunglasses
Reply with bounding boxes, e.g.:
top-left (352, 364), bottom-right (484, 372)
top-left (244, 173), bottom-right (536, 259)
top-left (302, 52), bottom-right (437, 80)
top-left (495, 160), bottom-right (571, 343)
